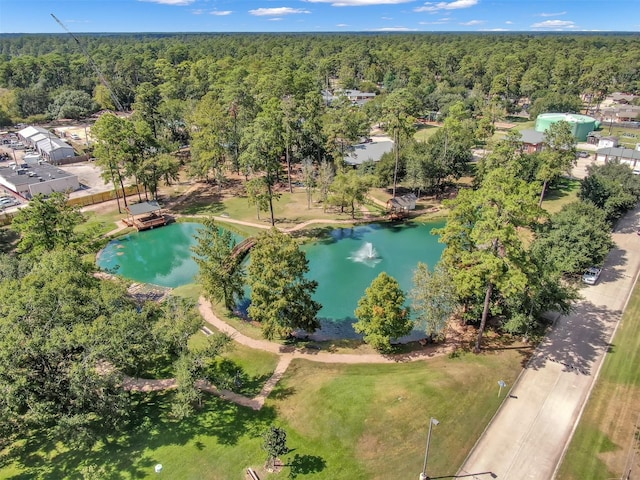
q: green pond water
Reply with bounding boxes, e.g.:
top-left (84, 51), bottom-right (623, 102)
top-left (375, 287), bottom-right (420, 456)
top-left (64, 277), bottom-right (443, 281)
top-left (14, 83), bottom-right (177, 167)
top-left (97, 223), bottom-right (242, 288)
top-left (97, 221), bottom-right (445, 339)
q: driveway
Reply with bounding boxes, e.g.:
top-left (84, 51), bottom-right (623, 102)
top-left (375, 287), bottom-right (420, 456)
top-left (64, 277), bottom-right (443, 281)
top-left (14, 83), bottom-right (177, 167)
top-left (457, 206), bottom-right (640, 479)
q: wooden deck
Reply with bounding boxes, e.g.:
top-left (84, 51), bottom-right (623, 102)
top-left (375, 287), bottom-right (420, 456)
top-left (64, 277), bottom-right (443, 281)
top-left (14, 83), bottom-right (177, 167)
top-left (123, 214), bottom-right (167, 231)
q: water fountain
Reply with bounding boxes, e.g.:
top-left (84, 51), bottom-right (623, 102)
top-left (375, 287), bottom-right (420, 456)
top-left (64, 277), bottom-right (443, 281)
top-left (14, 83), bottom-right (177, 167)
top-left (349, 241), bottom-right (381, 266)
top-left (98, 221), bottom-right (446, 338)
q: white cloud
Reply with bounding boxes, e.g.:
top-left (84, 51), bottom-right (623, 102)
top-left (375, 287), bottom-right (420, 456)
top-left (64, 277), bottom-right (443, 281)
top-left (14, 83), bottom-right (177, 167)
top-left (374, 26), bottom-right (418, 31)
top-left (139, 0), bottom-right (195, 5)
top-left (482, 28), bottom-right (509, 31)
top-left (336, 23), bottom-right (350, 27)
top-left (414, 0), bottom-right (478, 13)
top-left (381, 16), bottom-right (393, 20)
top-left (305, 0), bottom-right (413, 6)
top-left (531, 19), bottom-right (576, 29)
top-left (419, 21), bottom-right (447, 24)
top-left (505, 20), bottom-right (512, 24)
top-left (249, 7), bottom-right (311, 16)
top-left (459, 19), bottom-right (484, 26)
top-left (211, 10), bottom-right (232, 16)
top-left (538, 11), bottom-right (567, 17)
top-left (268, 17), bottom-right (283, 21)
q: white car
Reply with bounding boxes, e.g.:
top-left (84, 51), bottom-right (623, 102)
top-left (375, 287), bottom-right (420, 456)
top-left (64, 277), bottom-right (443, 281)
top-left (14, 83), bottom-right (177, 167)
top-left (582, 267), bottom-right (602, 285)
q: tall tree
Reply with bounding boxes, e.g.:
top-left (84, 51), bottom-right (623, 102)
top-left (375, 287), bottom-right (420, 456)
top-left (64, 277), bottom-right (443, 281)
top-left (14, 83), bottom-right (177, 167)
top-left (192, 219), bottom-right (245, 311)
top-left (328, 170), bottom-right (374, 219)
top-left (11, 192), bottom-right (86, 258)
top-left (580, 161), bottom-right (640, 223)
top-left (537, 120), bottom-right (577, 207)
top-left (240, 98), bottom-right (285, 226)
top-left (410, 262), bottom-right (458, 341)
top-left (189, 91), bottom-right (230, 187)
top-left (381, 88), bottom-right (417, 197)
top-left (532, 200), bottom-right (614, 276)
top-left (354, 272), bottom-right (412, 352)
top-left (437, 168), bottom-right (540, 352)
top-left (0, 252), bottom-right (138, 446)
top-left (247, 229), bottom-right (321, 340)
top-left (301, 158), bottom-right (317, 209)
top-left (323, 96), bottom-right (369, 169)
top-left (92, 113), bottom-right (142, 212)
top-left (316, 160), bottom-right (334, 212)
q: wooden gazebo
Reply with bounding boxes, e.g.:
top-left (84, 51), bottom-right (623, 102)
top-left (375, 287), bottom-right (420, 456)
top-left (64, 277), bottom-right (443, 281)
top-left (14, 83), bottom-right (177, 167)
top-left (123, 201), bottom-right (167, 231)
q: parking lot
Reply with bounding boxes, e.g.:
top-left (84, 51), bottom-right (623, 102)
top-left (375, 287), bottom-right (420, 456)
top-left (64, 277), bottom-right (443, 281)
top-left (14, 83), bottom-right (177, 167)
top-left (0, 142), bottom-right (113, 209)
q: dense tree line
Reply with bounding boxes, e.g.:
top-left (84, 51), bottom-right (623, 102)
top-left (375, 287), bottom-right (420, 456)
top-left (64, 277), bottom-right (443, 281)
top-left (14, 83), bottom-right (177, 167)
top-left (0, 33), bottom-right (639, 123)
top-left (3, 32), bottom-right (640, 353)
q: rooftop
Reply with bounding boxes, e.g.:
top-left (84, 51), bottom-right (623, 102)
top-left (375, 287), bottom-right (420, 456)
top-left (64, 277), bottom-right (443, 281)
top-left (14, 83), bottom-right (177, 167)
top-left (0, 160), bottom-right (75, 187)
top-left (344, 140), bottom-right (394, 166)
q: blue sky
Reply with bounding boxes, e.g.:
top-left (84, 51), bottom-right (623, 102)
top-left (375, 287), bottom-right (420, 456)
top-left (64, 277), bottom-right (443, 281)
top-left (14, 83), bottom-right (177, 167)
top-left (1, 0), bottom-right (638, 33)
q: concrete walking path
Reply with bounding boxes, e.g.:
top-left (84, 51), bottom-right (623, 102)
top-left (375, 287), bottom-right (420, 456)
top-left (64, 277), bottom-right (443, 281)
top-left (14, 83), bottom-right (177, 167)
top-left (121, 297), bottom-right (453, 412)
top-left (197, 297), bottom-right (452, 364)
top-left (457, 206), bottom-right (640, 480)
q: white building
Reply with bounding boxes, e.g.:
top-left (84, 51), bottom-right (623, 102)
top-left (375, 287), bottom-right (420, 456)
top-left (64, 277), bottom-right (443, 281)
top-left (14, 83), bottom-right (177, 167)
top-left (17, 125), bottom-right (76, 163)
top-left (596, 147), bottom-right (640, 168)
top-left (0, 162), bottom-right (79, 198)
top-left (597, 136), bottom-right (619, 149)
top-left (35, 137), bottom-right (75, 163)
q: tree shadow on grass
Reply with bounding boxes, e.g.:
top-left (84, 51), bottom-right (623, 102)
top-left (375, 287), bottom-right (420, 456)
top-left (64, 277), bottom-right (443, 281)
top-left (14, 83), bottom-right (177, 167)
top-left (2, 390), bottom-right (277, 479)
top-left (206, 358), bottom-right (274, 397)
top-left (287, 453), bottom-right (327, 479)
top-left (177, 190), bottom-right (225, 216)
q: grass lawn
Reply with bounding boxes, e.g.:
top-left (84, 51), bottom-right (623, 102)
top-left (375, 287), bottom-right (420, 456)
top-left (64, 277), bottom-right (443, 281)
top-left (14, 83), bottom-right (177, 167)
top-left (77, 210), bottom-right (127, 237)
top-left (541, 178), bottom-right (581, 215)
top-left (598, 125), bottom-right (640, 149)
top-left (0, 345), bottom-right (527, 479)
top-left (556, 282), bottom-right (640, 479)
top-left (179, 190), bottom-right (372, 229)
top-left (414, 124), bottom-right (440, 142)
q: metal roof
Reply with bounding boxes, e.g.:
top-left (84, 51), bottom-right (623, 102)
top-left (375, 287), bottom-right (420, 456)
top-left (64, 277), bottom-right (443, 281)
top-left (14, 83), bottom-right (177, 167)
top-left (0, 161), bottom-right (75, 187)
top-left (596, 147), bottom-right (640, 160)
top-left (518, 129), bottom-right (546, 145)
top-left (344, 140), bottom-right (394, 166)
top-left (126, 201), bottom-right (162, 216)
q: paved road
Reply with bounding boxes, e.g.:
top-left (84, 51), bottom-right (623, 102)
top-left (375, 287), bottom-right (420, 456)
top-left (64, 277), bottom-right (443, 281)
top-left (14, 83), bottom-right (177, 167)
top-left (457, 206), bottom-right (640, 480)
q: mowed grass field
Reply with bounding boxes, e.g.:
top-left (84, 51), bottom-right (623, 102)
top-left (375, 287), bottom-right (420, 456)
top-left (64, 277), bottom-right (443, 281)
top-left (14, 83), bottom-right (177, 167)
top-left (557, 282), bottom-right (640, 479)
top-left (0, 346), bottom-right (528, 479)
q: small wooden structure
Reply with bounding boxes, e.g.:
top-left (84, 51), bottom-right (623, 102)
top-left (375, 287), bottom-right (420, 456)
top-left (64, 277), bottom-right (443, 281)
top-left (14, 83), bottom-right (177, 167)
top-left (387, 193), bottom-right (417, 220)
top-left (123, 201), bottom-right (167, 231)
top-left (231, 237), bottom-right (257, 261)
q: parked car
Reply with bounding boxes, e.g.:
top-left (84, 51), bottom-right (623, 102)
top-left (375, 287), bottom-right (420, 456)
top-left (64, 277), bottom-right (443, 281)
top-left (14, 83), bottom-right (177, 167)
top-left (578, 151), bottom-right (589, 158)
top-left (582, 267), bottom-right (602, 285)
top-left (0, 197), bottom-right (18, 206)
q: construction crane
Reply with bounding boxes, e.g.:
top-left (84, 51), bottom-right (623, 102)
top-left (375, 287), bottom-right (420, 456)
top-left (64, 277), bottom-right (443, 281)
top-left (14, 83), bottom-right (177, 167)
top-left (51, 13), bottom-right (125, 112)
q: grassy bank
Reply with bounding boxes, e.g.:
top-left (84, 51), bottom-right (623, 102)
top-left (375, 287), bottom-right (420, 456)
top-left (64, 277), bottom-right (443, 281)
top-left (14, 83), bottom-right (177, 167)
top-left (0, 346), bottom-right (527, 479)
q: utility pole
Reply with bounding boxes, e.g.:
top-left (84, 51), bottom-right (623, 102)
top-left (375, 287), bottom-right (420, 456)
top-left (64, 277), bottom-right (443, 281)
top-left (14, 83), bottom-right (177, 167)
top-left (51, 13), bottom-right (124, 112)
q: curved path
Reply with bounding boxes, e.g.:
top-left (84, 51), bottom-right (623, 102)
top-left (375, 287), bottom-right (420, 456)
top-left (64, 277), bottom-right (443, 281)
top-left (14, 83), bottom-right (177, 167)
top-left (197, 297), bottom-right (451, 364)
top-left (122, 297), bottom-right (452, 411)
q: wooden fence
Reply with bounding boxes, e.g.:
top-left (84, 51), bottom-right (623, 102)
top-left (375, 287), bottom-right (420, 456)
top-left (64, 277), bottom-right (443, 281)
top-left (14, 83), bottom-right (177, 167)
top-left (66, 185), bottom-right (140, 207)
top-left (0, 185), bottom-right (141, 226)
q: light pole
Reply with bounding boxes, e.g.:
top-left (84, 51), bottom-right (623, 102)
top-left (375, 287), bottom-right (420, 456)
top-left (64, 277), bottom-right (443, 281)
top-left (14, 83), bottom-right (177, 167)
top-left (419, 417), bottom-right (440, 480)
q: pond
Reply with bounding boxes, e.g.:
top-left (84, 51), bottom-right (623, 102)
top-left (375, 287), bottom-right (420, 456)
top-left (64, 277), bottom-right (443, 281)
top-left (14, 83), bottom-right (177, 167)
top-left (97, 223), bottom-right (242, 288)
top-left (97, 221), bottom-right (446, 339)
